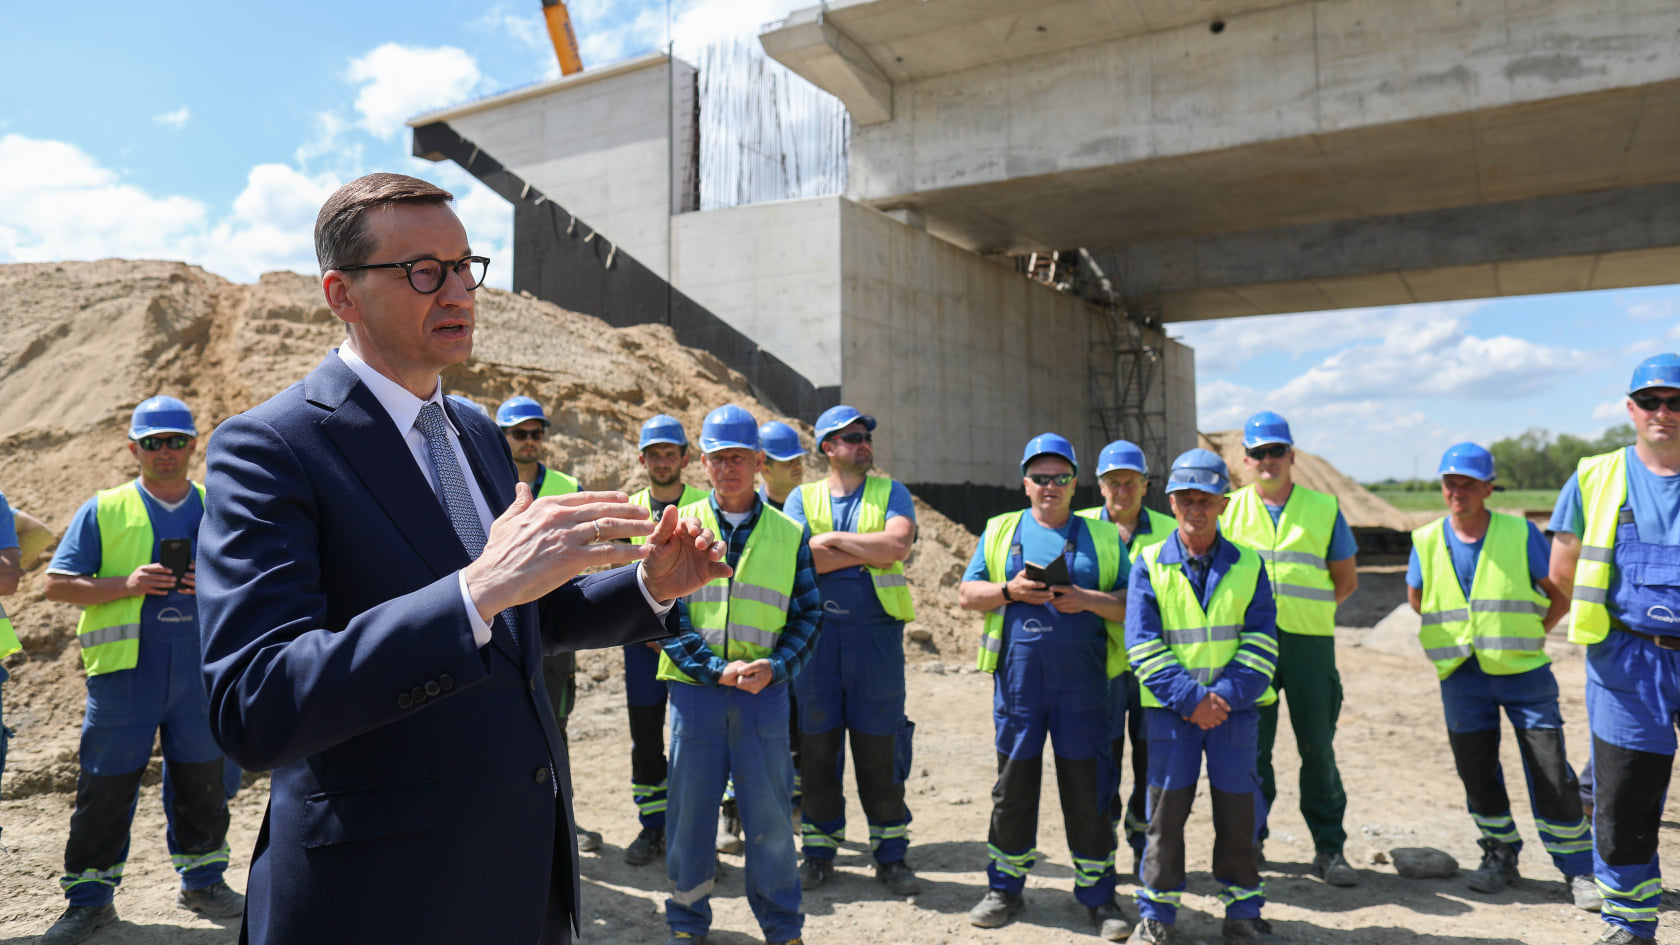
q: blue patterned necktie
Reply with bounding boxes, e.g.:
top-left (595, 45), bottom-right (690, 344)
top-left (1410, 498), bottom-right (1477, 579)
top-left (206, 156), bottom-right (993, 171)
top-left (414, 401), bottom-right (517, 640)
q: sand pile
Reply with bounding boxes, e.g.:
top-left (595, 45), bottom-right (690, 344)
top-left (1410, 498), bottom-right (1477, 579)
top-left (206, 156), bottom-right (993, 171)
top-left (1199, 430), bottom-right (1413, 531)
top-left (0, 260), bottom-right (983, 792)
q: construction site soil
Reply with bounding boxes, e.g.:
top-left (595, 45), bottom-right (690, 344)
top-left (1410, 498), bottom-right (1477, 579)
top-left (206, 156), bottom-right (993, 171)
top-left (1, 260), bottom-right (1675, 944)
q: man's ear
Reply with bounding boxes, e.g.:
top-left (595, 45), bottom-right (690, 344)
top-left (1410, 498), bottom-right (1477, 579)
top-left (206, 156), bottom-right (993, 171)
top-left (322, 271), bottom-right (361, 324)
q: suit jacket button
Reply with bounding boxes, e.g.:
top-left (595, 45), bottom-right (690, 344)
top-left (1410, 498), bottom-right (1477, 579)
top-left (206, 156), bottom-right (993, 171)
top-left (425, 681), bottom-right (441, 697)
top-left (533, 766), bottom-right (549, 784)
top-left (410, 686), bottom-right (426, 705)
top-left (397, 692), bottom-right (413, 709)
top-left (439, 674), bottom-right (455, 691)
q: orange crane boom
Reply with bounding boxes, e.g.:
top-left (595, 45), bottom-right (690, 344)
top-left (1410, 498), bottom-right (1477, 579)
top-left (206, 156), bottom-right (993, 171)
top-left (542, 0), bottom-right (584, 76)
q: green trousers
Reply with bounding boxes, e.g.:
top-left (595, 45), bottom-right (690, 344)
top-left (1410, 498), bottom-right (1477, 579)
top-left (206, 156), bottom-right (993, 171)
top-left (1257, 630), bottom-right (1347, 855)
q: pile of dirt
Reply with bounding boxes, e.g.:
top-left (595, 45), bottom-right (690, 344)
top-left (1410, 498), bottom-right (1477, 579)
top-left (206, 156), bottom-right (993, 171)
top-left (0, 259), bottom-right (983, 792)
top-left (1200, 430), bottom-right (1414, 531)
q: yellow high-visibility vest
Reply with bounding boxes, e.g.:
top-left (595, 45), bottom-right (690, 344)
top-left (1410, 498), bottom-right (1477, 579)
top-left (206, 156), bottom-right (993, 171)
top-left (75, 481), bottom-right (205, 676)
top-left (974, 511), bottom-right (1125, 677)
top-left (798, 477), bottom-right (915, 622)
top-left (1412, 512), bottom-right (1550, 679)
top-left (1569, 449), bottom-right (1627, 645)
top-left (1221, 485), bottom-right (1338, 636)
top-left (1129, 540), bottom-right (1276, 709)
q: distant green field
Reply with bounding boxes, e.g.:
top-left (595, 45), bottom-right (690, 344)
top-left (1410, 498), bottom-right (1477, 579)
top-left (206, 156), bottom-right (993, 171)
top-left (1369, 488), bottom-right (1560, 513)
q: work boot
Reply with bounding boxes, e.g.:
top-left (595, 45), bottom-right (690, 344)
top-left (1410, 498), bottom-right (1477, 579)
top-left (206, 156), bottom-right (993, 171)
top-left (716, 800), bottom-right (744, 855)
top-left (1222, 916), bottom-right (1278, 944)
top-left (665, 932), bottom-right (707, 945)
top-left (876, 859), bottom-right (922, 896)
top-left (625, 826), bottom-right (665, 866)
top-left (177, 881), bottom-right (245, 918)
top-left (576, 824), bottom-right (603, 853)
top-left (967, 889), bottom-right (1025, 929)
top-left (1596, 927), bottom-right (1656, 945)
top-left (1570, 874), bottom-right (1604, 912)
top-left (1311, 851), bottom-right (1359, 887)
top-left (767, 939), bottom-right (805, 945)
top-left (1465, 838), bottom-right (1519, 894)
top-left (1089, 900), bottom-right (1134, 941)
top-left (42, 903), bottom-right (117, 945)
top-left (799, 856), bottom-right (834, 890)
top-left (1130, 917), bottom-right (1177, 944)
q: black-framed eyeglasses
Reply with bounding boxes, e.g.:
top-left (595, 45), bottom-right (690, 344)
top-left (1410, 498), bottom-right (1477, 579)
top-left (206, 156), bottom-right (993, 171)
top-left (338, 255), bottom-right (490, 294)
top-left (506, 428), bottom-right (545, 442)
top-left (1631, 392), bottom-right (1680, 413)
top-left (1027, 473), bottom-right (1074, 487)
top-left (137, 434), bottom-right (191, 452)
top-left (836, 432), bottom-right (872, 445)
top-left (1246, 443), bottom-right (1290, 460)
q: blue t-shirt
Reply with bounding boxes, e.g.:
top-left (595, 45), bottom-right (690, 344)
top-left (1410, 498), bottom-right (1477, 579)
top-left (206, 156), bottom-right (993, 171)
top-left (1264, 502), bottom-right (1359, 562)
top-left (783, 479), bottom-right (916, 625)
top-left (49, 481), bottom-right (204, 640)
top-left (1406, 517), bottom-right (1550, 599)
top-left (1549, 447), bottom-right (1680, 545)
top-left (0, 490), bottom-right (17, 550)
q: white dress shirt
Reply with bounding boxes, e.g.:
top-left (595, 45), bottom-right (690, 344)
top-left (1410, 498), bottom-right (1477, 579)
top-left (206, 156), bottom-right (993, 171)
top-left (335, 345), bottom-right (668, 649)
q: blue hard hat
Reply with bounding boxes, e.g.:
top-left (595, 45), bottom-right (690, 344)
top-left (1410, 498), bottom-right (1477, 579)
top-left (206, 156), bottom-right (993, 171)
top-left (1629, 353), bottom-right (1680, 394)
top-left (1438, 442), bottom-right (1496, 482)
top-left (758, 421), bottom-right (806, 461)
top-left (495, 395), bottom-right (548, 428)
top-left (1242, 411), bottom-right (1294, 449)
top-left (815, 405), bottom-right (877, 444)
top-left (1096, 440), bottom-right (1148, 477)
top-left (699, 404), bottom-right (761, 453)
top-left (1020, 432), bottom-right (1078, 476)
top-left (1166, 448), bottom-right (1230, 495)
top-left (639, 414), bottom-right (689, 450)
top-left (129, 395), bottom-right (197, 439)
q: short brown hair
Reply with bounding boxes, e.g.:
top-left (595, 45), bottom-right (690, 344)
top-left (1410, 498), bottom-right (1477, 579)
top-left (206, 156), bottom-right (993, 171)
top-left (314, 173), bottom-right (454, 273)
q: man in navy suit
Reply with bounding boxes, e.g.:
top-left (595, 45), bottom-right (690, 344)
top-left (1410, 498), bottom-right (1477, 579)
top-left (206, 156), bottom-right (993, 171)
top-left (197, 172), bottom-right (729, 945)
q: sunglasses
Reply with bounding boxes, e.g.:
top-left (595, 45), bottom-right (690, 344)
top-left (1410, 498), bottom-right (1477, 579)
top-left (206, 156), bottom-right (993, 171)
top-left (836, 432), bottom-right (872, 445)
top-left (1027, 473), bottom-right (1074, 487)
top-left (136, 434), bottom-right (191, 452)
top-left (506, 428), bottom-right (545, 441)
top-left (1631, 392), bottom-right (1680, 413)
top-left (1246, 444), bottom-right (1290, 460)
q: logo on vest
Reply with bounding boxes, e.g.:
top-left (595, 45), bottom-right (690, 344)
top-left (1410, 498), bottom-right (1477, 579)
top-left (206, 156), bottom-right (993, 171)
top-left (823, 600), bottom-right (851, 616)
top-left (1018, 618), bottom-right (1054, 635)
top-left (156, 607), bottom-right (194, 624)
top-left (1648, 605), bottom-right (1680, 625)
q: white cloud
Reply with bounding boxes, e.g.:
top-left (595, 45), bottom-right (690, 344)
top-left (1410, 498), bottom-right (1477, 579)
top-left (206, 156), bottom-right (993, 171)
top-left (346, 43), bottom-right (483, 140)
top-left (1625, 297), bottom-right (1679, 321)
top-left (1593, 398), bottom-right (1630, 423)
top-left (153, 106), bottom-right (190, 129)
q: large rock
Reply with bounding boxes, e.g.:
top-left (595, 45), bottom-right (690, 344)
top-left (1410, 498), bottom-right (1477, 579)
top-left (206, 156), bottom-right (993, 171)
top-left (1391, 847), bottom-right (1458, 879)
top-left (1354, 603), bottom-right (1426, 662)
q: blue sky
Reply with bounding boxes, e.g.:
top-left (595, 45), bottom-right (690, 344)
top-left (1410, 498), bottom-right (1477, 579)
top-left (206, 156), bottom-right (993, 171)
top-left (5, 1), bottom-right (1676, 483)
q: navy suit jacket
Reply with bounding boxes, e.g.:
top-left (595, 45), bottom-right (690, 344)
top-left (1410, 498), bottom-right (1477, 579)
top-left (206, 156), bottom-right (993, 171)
top-left (198, 353), bottom-right (669, 944)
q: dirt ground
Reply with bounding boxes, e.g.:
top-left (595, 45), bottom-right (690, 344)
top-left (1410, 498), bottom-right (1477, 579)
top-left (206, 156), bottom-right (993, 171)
top-left (5, 610), bottom-right (1677, 945)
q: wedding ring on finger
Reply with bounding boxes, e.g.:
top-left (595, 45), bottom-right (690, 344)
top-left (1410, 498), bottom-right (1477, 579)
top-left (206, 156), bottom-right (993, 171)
top-left (592, 521), bottom-right (602, 544)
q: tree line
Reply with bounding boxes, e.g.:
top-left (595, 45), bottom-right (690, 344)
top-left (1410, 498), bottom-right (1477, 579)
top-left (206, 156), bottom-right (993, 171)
top-left (1371, 425), bottom-right (1636, 491)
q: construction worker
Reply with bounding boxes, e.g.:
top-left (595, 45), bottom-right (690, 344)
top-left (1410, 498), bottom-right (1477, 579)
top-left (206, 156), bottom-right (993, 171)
top-left (1077, 440), bottom-right (1173, 875)
top-left (0, 486), bottom-right (21, 849)
top-left (1127, 448), bottom-right (1277, 945)
top-left (758, 421), bottom-right (806, 511)
top-left (659, 404), bottom-right (821, 945)
top-left (41, 396), bottom-right (243, 945)
top-left (784, 404), bottom-right (920, 896)
top-left (624, 414), bottom-right (711, 866)
top-left (1405, 443), bottom-right (1596, 907)
top-left (1549, 353), bottom-right (1680, 945)
top-left (959, 433), bottom-right (1132, 941)
top-left (1218, 411), bottom-right (1360, 886)
top-left (494, 394), bottom-right (601, 851)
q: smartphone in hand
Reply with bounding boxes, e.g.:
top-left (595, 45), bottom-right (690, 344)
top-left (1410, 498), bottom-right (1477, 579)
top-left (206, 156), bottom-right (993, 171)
top-left (158, 538), bottom-right (192, 590)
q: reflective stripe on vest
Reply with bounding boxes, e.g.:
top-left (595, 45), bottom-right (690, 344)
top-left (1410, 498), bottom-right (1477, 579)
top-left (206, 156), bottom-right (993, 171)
top-left (1412, 511), bottom-right (1551, 679)
top-left (628, 484), bottom-right (709, 546)
top-left (798, 477), bottom-right (915, 622)
top-left (1076, 506), bottom-right (1172, 556)
top-left (535, 466), bottom-right (579, 497)
top-left (75, 481), bottom-right (205, 676)
top-left (1130, 541), bottom-right (1276, 709)
top-left (658, 500), bottom-right (800, 685)
top-left (1220, 485), bottom-right (1339, 636)
top-left (974, 511), bottom-right (1123, 676)
top-left (1571, 449), bottom-right (1626, 645)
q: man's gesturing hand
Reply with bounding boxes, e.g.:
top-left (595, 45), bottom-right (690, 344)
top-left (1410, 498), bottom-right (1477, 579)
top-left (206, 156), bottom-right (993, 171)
top-left (642, 506), bottom-right (732, 603)
top-left (462, 485), bottom-right (658, 621)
